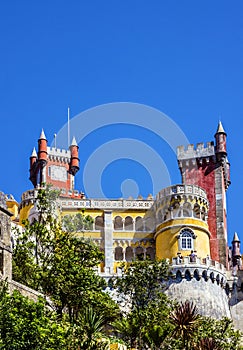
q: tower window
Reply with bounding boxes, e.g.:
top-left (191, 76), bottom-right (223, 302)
top-left (179, 228), bottom-right (196, 250)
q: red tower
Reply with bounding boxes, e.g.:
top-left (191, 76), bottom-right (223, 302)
top-left (69, 137), bottom-right (80, 176)
top-left (177, 122), bottom-right (231, 266)
top-left (29, 130), bottom-right (80, 197)
top-left (29, 148), bottom-right (37, 187)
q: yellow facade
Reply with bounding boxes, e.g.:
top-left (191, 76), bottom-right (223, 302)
top-left (155, 218), bottom-right (211, 261)
top-left (17, 184), bottom-right (212, 274)
top-left (18, 203), bottom-right (34, 225)
top-left (6, 199), bottom-right (19, 221)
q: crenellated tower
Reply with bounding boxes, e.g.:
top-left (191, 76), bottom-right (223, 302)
top-left (29, 130), bottom-right (80, 196)
top-left (177, 122), bottom-right (231, 267)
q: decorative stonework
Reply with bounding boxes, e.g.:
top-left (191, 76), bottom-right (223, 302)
top-left (59, 199), bottom-right (154, 210)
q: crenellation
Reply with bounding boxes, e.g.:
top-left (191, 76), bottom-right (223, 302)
top-left (47, 147), bottom-right (71, 158)
top-left (177, 141), bottom-right (215, 160)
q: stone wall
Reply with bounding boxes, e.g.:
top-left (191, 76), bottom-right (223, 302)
top-left (166, 277), bottom-right (230, 319)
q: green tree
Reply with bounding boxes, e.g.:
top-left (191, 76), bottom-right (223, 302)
top-left (62, 213), bottom-right (93, 232)
top-left (195, 316), bottom-right (242, 350)
top-left (113, 259), bottom-right (173, 349)
top-left (13, 186), bottom-right (118, 323)
top-left (71, 306), bottom-right (110, 350)
top-left (0, 280), bottom-right (69, 350)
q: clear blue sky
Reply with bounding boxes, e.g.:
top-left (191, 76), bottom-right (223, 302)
top-left (0, 1), bottom-right (242, 243)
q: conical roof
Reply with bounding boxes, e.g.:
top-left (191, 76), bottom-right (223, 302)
top-left (70, 136), bottom-right (78, 146)
top-left (216, 121), bottom-right (226, 134)
top-left (232, 232), bottom-right (240, 242)
top-left (39, 129), bottom-right (47, 140)
top-left (31, 147), bottom-right (37, 157)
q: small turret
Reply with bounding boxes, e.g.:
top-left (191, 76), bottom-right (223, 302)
top-left (38, 129), bottom-right (48, 165)
top-left (214, 121), bottom-right (227, 155)
top-left (30, 147), bottom-right (37, 167)
top-left (29, 148), bottom-right (38, 187)
top-left (232, 232), bottom-right (241, 264)
top-left (69, 136), bottom-right (79, 176)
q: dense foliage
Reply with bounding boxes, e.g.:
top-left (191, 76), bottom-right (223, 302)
top-left (5, 187), bottom-right (242, 349)
top-left (0, 281), bottom-right (69, 350)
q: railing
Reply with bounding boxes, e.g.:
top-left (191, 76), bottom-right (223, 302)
top-left (156, 184), bottom-right (207, 201)
top-left (172, 256), bottom-right (225, 273)
top-left (59, 198), bottom-right (154, 210)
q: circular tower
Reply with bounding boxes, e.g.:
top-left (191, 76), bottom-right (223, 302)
top-left (153, 184), bottom-right (230, 319)
top-left (155, 184), bottom-right (210, 261)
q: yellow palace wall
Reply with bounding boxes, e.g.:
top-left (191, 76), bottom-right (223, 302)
top-left (155, 218), bottom-right (211, 261)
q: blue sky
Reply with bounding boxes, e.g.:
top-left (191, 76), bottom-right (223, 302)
top-left (0, 1), bottom-right (243, 243)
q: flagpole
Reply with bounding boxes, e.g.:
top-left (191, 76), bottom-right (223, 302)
top-left (68, 107), bottom-right (70, 147)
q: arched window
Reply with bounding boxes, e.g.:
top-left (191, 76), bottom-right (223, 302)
top-left (193, 204), bottom-right (200, 219)
top-left (174, 203), bottom-right (182, 217)
top-left (146, 247), bottom-right (155, 260)
top-left (124, 216), bottom-right (133, 231)
top-left (135, 217), bottom-right (143, 231)
top-left (125, 246), bottom-right (133, 262)
top-left (183, 203), bottom-right (192, 217)
top-left (114, 247), bottom-right (123, 261)
top-left (201, 207), bottom-right (206, 221)
top-left (135, 246), bottom-right (144, 261)
top-left (179, 228), bottom-right (195, 250)
top-left (95, 216), bottom-right (104, 230)
top-left (114, 216), bottom-right (123, 230)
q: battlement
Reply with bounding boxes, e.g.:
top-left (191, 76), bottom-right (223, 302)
top-left (177, 141), bottom-right (215, 160)
top-left (47, 147), bottom-right (71, 160)
top-left (171, 256), bottom-right (226, 274)
top-left (156, 184), bottom-right (207, 201)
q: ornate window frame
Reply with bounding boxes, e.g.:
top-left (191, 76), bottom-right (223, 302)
top-left (178, 228), bottom-right (196, 250)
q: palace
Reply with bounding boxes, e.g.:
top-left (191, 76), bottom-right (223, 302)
top-left (1, 122), bottom-right (243, 330)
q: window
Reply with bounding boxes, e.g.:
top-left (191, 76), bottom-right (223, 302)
top-left (125, 246), bottom-right (133, 262)
top-left (135, 246), bottom-right (144, 261)
top-left (114, 216), bottom-right (123, 230)
top-left (179, 228), bottom-right (195, 250)
top-left (135, 217), bottom-right (143, 231)
top-left (124, 216), bottom-right (133, 231)
top-left (193, 204), bottom-right (200, 219)
top-left (146, 247), bottom-right (155, 260)
top-left (95, 216), bottom-right (104, 230)
top-left (114, 247), bottom-right (123, 261)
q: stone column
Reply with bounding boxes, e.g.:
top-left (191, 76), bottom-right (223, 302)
top-left (104, 211), bottom-right (114, 274)
top-left (123, 248), bottom-right (126, 261)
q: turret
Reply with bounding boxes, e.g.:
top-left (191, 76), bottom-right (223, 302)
top-left (232, 232), bottom-right (241, 267)
top-left (154, 184), bottom-right (211, 261)
top-left (214, 121), bottom-right (227, 156)
top-left (29, 148), bottom-right (38, 187)
top-left (69, 136), bottom-right (79, 176)
top-left (29, 147), bottom-right (37, 167)
top-left (38, 129), bottom-right (48, 165)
